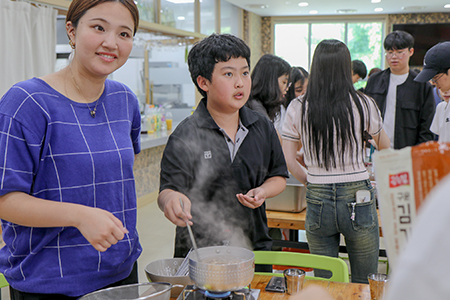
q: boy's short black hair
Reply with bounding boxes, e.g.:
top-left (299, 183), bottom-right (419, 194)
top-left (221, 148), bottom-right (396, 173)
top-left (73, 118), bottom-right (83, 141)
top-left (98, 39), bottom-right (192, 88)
top-left (352, 60), bottom-right (367, 79)
top-left (187, 33), bottom-right (251, 98)
top-left (384, 30), bottom-right (414, 51)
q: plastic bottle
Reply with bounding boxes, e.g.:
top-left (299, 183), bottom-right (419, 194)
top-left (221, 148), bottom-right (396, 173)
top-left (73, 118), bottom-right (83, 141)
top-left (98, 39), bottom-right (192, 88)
top-left (141, 113), bottom-right (148, 133)
top-left (146, 105), bottom-right (155, 134)
top-left (161, 113), bottom-right (167, 133)
top-left (152, 111), bottom-right (157, 133)
top-left (155, 106), bottom-right (162, 132)
top-left (142, 105), bottom-right (151, 134)
top-left (160, 105), bottom-right (167, 132)
top-left (165, 111), bottom-right (173, 131)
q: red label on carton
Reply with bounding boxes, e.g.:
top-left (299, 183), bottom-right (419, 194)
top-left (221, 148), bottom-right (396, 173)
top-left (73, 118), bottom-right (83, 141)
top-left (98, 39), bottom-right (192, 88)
top-left (389, 172), bottom-right (410, 188)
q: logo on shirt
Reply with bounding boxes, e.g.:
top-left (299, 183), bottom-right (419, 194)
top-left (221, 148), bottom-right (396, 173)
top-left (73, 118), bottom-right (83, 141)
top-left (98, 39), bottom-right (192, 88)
top-left (446, 118), bottom-right (450, 123)
top-left (389, 172), bottom-right (410, 188)
top-left (204, 151), bottom-right (212, 159)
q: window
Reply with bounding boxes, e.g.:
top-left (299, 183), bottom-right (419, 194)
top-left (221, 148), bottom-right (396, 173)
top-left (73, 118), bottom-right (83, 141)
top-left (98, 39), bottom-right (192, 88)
top-left (274, 20), bottom-right (384, 90)
top-left (160, 0), bottom-right (195, 32)
top-left (136, 0), bottom-right (155, 23)
top-left (221, 0), bottom-right (241, 35)
top-left (347, 22), bottom-right (384, 90)
top-left (311, 23), bottom-right (346, 54)
top-left (275, 24), bottom-right (309, 68)
top-left (201, 0), bottom-right (216, 35)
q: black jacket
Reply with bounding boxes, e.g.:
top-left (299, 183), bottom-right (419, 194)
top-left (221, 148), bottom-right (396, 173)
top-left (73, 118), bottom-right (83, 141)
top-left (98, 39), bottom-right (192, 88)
top-left (159, 99), bottom-right (288, 257)
top-left (364, 69), bottom-right (435, 149)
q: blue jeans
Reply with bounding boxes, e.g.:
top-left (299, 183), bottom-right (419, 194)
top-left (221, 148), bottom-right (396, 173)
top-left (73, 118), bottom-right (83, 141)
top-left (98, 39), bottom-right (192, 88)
top-left (305, 179), bottom-right (379, 284)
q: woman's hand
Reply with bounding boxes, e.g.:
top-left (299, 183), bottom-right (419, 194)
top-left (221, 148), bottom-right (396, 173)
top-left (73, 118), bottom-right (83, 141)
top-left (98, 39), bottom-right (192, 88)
top-left (0, 192), bottom-right (128, 252)
top-left (296, 150), bottom-right (306, 168)
top-left (371, 128), bottom-right (390, 150)
top-left (283, 140), bottom-right (307, 184)
top-left (76, 207), bottom-right (128, 252)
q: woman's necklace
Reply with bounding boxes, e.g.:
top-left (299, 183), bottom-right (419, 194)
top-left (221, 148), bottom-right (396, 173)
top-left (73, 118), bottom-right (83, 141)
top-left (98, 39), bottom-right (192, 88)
top-left (69, 67), bottom-right (104, 118)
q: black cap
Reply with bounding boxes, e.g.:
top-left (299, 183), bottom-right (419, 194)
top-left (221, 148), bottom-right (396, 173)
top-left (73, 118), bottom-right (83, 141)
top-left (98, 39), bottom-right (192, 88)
top-left (415, 42), bottom-right (450, 82)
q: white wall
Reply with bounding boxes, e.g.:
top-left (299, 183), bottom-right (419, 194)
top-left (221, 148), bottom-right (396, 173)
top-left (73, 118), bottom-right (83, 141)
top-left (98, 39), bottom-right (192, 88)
top-left (111, 44), bottom-right (196, 109)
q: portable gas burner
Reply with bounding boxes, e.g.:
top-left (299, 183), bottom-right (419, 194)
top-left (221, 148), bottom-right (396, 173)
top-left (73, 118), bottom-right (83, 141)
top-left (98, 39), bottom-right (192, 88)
top-left (177, 285), bottom-right (260, 300)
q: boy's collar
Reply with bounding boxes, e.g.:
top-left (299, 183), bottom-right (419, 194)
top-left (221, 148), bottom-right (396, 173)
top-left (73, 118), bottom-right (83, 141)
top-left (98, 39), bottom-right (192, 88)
top-left (194, 98), bottom-right (258, 129)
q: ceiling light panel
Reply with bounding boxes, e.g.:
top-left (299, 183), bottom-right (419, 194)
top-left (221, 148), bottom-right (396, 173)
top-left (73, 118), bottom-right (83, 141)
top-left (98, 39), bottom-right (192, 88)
top-left (336, 9), bottom-right (357, 13)
top-left (245, 4), bottom-right (268, 9)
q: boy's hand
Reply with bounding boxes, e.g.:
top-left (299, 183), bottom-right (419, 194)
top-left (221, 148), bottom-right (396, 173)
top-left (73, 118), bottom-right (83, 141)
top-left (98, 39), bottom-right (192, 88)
top-left (158, 190), bottom-right (193, 227)
top-left (236, 188), bottom-right (266, 209)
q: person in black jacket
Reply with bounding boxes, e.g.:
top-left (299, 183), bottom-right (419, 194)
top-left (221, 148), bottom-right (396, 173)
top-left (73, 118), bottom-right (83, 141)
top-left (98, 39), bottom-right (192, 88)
top-left (364, 30), bottom-right (435, 149)
top-left (157, 34), bottom-right (288, 263)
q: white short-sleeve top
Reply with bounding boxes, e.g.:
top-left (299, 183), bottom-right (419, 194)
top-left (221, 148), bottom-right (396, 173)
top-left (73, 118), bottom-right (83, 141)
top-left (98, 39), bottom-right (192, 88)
top-left (282, 94), bottom-right (383, 184)
top-left (430, 101), bottom-right (450, 143)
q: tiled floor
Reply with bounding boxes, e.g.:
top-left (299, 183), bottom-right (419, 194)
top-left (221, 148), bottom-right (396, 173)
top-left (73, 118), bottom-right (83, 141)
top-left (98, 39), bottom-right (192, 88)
top-left (1, 199), bottom-right (387, 299)
top-left (136, 200), bottom-right (177, 282)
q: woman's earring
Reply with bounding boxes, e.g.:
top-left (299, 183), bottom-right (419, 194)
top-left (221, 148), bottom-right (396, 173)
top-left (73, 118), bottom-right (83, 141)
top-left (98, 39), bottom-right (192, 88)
top-left (69, 40), bottom-right (75, 49)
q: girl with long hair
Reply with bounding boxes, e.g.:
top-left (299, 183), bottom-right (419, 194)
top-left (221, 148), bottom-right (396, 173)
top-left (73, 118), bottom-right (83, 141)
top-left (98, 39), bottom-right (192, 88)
top-left (282, 39), bottom-right (390, 283)
top-left (285, 66), bottom-right (309, 107)
top-left (275, 66), bottom-right (309, 133)
top-left (246, 54), bottom-right (291, 122)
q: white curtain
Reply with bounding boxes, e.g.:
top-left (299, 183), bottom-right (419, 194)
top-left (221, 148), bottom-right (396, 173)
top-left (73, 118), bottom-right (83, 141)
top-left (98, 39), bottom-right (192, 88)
top-left (0, 0), bottom-right (57, 97)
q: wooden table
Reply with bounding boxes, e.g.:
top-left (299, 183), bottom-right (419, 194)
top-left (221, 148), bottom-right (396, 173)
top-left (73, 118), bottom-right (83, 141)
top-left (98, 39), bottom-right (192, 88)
top-left (266, 209), bottom-right (383, 237)
top-left (252, 274), bottom-right (370, 300)
top-left (266, 209), bottom-right (385, 257)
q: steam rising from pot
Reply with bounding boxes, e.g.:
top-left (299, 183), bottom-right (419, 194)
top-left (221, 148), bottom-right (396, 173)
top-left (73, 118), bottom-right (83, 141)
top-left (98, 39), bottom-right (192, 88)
top-left (172, 131), bottom-right (255, 252)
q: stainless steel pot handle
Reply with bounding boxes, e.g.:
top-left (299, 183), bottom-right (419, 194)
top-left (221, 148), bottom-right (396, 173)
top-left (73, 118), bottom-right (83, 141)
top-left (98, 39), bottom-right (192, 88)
top-left (172, 284), bottom-right (185, 289)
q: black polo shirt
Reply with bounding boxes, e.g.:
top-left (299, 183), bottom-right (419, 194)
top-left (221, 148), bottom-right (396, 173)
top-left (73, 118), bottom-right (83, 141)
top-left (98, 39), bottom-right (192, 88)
top-left (159, 99), bottom-right (288, 257)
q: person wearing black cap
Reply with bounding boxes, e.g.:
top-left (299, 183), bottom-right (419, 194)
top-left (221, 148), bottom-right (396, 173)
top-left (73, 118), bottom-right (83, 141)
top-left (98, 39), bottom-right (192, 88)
top-left (415, 41), bottom-right (450, 142)
top-left (364, 30), bottom-right (435, 149)
top-left (415, 41), bottom-right (450, 93)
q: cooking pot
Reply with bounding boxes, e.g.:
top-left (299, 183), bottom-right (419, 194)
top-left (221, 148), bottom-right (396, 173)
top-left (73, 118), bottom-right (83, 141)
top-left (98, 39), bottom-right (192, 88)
top-left (79, 282), bottom-right (182, 300)
top-left (188, 246), bottom-right (254, 292)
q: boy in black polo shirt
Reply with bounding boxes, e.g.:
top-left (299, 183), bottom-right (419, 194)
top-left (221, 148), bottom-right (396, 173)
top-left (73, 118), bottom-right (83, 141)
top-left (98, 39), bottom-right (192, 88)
top-left (157, 34), bottom-right (288, 259)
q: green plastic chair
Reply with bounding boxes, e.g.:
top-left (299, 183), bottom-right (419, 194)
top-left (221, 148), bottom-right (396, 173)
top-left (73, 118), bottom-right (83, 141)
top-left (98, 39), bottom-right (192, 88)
top-left (0, 273), bottom-right (8, 300)
top-left (254, 250), bottom-right (350, 283)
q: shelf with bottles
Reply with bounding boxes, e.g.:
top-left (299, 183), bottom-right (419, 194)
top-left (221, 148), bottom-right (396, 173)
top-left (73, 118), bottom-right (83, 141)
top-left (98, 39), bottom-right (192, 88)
top-left (141, 104), bottom-right (173, 134)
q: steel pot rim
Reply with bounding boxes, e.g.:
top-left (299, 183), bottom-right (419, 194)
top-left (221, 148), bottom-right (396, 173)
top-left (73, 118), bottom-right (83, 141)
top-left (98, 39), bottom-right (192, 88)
top-left (79, 282), bottom-right (179, 300)
top-left (188, 246), bottom-right (255, 292)
top-left (188, 246), bottom-right (255, 264)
